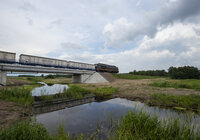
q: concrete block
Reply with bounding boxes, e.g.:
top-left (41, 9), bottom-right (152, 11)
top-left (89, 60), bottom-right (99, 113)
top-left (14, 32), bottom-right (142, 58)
top-left (0, 71), bottom-right (7, 86)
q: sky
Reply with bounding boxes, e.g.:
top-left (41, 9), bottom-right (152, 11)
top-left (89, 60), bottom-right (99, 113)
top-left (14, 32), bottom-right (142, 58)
top-left (0, 0), bottom-right (200, 73)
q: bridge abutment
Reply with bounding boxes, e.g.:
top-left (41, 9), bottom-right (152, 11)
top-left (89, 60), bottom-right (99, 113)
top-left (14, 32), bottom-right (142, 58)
top-left (72, 72), bottom-right (108, 83)
top-left (0, 71), bottom-right (7, 86)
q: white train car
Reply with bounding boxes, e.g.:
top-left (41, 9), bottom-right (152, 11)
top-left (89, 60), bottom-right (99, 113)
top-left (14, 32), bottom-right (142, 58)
top-left (0, 51), bottom-right (16, 63)
top-left (19, 54), bottom-right (69, 67)
top-left (19, 54), bottom-right (95, 70)
top-left (68, 61), bottom-right (95, 70)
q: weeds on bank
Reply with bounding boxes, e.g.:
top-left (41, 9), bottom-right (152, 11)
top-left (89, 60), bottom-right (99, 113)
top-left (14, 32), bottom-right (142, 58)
top-left (61, 85), bottom-right (91, 99)
top-left (113, 110), bottom-right (199, 140)
top-left (149, 80), bottom-right (200, 91)
top-left (94, 86), bottom-right (117, 97)
top-left (150, 93), bottom-right (200, 112)
top-left (0, 87), bottom-right (34, 105)
top-left (0, 120), bottom-right (51, 140)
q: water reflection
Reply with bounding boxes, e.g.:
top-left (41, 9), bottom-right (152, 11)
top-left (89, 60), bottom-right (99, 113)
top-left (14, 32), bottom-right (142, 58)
top-left (32, 82), bottom-right (68, 96)
top-left (35, 98), bottom-right (200, 138)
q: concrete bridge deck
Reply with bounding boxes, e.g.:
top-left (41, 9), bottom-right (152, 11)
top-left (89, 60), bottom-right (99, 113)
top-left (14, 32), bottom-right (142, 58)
top-left (0, 63), bottom-right (108, 85)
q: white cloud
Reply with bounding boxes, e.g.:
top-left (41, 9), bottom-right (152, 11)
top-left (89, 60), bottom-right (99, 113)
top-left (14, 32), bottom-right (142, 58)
top-left (0, 0), bottom-right (200, 72)
top-left (64, 23), bottom-right (200, 72)
top-left (103, 0), bottom-right (200, 47)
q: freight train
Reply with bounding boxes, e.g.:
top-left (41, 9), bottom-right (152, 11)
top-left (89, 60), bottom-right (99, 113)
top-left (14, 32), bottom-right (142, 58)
top-left (0, 51), bottom-right (119, 73)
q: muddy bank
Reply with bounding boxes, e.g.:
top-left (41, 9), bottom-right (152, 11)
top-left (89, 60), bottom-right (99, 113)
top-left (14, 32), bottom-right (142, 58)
top-left (0, 100), bottom-right (31, 129)
top-left (6, 78), bottom-right (33, 86)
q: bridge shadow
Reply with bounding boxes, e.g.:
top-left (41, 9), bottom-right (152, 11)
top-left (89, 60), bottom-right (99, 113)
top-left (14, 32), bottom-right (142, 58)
top-left (33, 95), bottom-right (95, 115)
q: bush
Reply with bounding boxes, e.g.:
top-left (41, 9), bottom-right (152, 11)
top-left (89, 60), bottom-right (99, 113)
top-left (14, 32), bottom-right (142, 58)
top-left (168, 66), bottom-right (200, 79)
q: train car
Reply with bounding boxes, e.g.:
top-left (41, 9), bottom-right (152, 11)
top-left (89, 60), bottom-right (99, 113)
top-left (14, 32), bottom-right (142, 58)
top-left (0, 51), bottom-right (16, 64)
top-left (95, 63), bottom-right (119, 73)
top-left (68, 61), bottom-right (95, 70)
top-left (19, 54), bottom-right (95, 71)
top-left (19, 54), bottom-right (65, 67)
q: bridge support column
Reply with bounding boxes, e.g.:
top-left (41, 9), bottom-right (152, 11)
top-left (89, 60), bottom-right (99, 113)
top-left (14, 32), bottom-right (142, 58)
top-left (0, 71), bottom-right (7, 86)
top-left (72, 74), bottom-right (91, 83)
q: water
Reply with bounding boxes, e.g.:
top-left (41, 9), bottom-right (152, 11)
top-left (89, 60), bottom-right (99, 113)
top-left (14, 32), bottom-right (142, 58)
top-left (31, 82), bottom-right (69, 96)
top-left (35, 98), bottom-right (200, 138)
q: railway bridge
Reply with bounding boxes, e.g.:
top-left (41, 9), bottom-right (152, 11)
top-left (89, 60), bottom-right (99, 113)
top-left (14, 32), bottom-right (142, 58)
top-left (0, 63), bottom-right (108, 86)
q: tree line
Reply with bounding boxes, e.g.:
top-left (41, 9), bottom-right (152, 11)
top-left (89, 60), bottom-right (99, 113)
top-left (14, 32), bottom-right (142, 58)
top-left (129, 66), bottom-right (200, 79)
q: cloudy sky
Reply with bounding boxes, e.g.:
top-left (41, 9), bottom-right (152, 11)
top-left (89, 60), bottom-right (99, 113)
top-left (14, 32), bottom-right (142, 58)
top-left (0, 0), bottom-right (200, 72)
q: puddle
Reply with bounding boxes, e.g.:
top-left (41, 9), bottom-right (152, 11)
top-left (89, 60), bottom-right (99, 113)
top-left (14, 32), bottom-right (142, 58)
top-left (31, 82), bottom-right (69, 96)
top-left (35, 98), bottom-right (200, 138)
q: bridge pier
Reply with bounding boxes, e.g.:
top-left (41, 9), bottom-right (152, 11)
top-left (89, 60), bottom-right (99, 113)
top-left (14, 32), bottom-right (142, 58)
top-left (72, 72), bottom-right (108, 83)
top-left (72, 74), bottom-right (91, 83)
top-left (0, 71), bottom-right (7, 86)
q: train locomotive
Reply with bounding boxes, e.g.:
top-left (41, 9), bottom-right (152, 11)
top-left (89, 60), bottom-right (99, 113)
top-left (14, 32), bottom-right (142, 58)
top-left (0, 51), bottom-right (119, 73)
top-left (95, 63), bottom-right (119, 73)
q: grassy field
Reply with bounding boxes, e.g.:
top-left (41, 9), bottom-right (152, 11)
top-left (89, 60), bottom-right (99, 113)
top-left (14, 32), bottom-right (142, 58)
top-left (149, 79), bottom-right (200, 91)
top-left (113, 73), bottom-right (161, 80)
top-left (113, 111), bottom-right (199, 140)
top-left (149, 93), bottom-right (200, 112)
top-left (0, 85), bottom-right (39, 105)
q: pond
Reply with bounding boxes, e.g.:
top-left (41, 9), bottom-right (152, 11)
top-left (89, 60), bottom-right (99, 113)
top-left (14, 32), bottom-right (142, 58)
top-left (31, 82), bottom-right (69, 96)
top-left (35, 98), bottom-right (200, 138)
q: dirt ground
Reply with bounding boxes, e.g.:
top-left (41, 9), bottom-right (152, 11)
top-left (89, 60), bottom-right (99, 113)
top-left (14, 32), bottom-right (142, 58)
top-left (0, 100), bottom-right (31, 129)
top-left (81, 78), bottom-right (200, 102)
top-left (6, 78), bottom-right (32, 86)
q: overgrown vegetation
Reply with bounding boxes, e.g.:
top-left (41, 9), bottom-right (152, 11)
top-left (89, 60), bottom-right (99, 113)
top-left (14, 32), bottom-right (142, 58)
top-left (113, 73), bottom-right (159, 80)
top-left (61, 85), bottom-right (91, 99)
top-left (150, 93), bottom-right (200, 112)
top-left (149, 80), bottom-right (200, 91)
top-left (129, 69), bottom-right (168, 77)
top-left (94, 86), bottom-right (117, 100)
top-left (168, 66), bottom-right (200, 79)
top-left (113, 111), bottom-right (200, 140)
top-left (0, 120), bottom-right (51, 140)
top-left (0, 86), bottom-right (35, 105)
top-left (0, 120), bottom-right (92, 140)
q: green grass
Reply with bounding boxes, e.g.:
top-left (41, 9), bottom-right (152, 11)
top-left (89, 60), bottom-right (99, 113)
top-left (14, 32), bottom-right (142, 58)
top-left (113, 110), bottom-right (199, 140)
top-left (94, 86), bottom-right (118, 97)
top-left (61, 85), bottom-right (91, 99)
top-left (0, 86), bottom-right (35, 105)
top-left (149, 79), bottom-right (200, 91)
top-left (0, 120), bottom-right (87, 140)
top-left (150, 93), bottom-right (200, 112)
top-left (113, 73), bottom-right (160, 80)
top-left (0, 120), bottom-right (51, 140)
